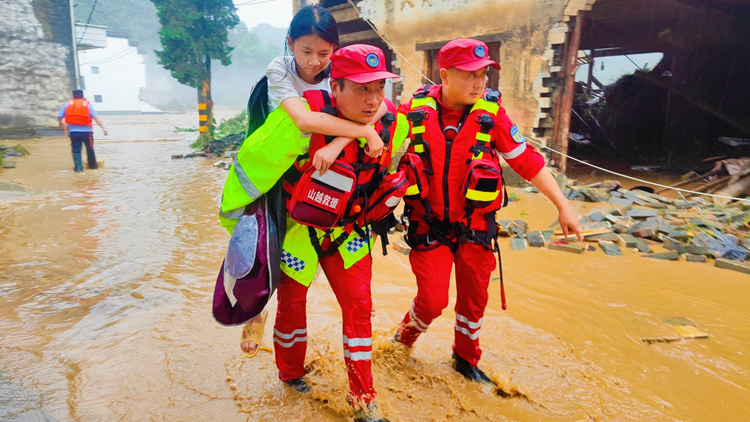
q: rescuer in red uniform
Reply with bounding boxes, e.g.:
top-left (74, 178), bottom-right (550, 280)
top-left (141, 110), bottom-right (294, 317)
top-left (393, 39), bottom-right (582, 383)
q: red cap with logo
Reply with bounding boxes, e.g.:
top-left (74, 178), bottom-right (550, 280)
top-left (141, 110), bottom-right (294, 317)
top-left (331, 44), bottom-right (401, 84)
top-left (437, 39), bottom-right (501, 72)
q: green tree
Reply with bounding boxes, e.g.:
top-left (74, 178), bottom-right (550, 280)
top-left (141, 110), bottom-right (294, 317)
top-left (150, 0), bottom-right (240, 140)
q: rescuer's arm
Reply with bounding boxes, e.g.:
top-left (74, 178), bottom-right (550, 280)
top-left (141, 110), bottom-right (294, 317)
top-left (280, 97), bottom-right (383, 158)
top-left (93, 116), bottom-right (108, 136)
top-left (492, 110), bottom-right (581, 240)
top-left (528, 169), bottom-right (582, 241)
top-left (312, 136), bottom-right (350, 176)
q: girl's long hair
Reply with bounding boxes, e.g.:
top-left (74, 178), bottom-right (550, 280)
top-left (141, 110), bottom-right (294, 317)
top-left (286, 4), bottom-right (339, 83)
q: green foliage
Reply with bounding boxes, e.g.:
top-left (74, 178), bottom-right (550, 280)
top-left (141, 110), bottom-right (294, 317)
top-left (215, 110), bottom-right (248, 137)
top-left (174, 127), bottom-right (199, 133)
top-left (150, 0), bottom-right (240, 88)
top-left (191, 132), bottom-right (214, 150)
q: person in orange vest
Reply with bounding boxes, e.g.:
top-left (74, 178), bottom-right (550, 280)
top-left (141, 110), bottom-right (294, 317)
top-left (393, 39), bottom-right (582, 383)
top-left (57, 89), bottom-right (108, 172)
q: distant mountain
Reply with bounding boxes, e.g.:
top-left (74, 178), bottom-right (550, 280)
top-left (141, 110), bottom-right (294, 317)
top-left (250, 23), bottom-right (288, 51)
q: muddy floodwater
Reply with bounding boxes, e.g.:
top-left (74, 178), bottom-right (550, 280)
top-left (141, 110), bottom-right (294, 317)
top-left (1, 112), bottom-right (749, 422)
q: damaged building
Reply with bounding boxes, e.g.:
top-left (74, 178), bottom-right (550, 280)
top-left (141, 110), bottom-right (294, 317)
top-left (1, 0), bottom-right (78, 131)
top-left (305, 0), bottom-right (750, 175)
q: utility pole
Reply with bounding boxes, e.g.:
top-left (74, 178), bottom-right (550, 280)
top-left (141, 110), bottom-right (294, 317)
top-left (68, 0), bottom-right (81, 89)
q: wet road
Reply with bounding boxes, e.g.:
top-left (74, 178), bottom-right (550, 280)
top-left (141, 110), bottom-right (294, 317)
top-left (1, 113), bottom-right (749, 421)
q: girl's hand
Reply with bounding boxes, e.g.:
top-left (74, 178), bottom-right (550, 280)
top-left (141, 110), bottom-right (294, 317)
top-left (364, 126), bottom-right (384, 158)
top-left (313, 142), bottom-right (345, 175)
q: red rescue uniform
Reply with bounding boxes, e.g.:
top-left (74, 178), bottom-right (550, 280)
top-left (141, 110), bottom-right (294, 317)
top-left (396, 84), bottom-right (545, 365)
top-left (273, 89), bottom-right (400, 406)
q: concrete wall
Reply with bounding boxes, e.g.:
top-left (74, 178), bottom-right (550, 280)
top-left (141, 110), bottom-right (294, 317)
top-left (324, 0), bottom-right (569, 137)
top-left (78, 36), bottom-right (149, 114)
top-left (0, 0), bottom-right (76, 128)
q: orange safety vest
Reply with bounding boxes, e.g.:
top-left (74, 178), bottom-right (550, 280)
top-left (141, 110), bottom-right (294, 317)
top-left (401, 84), bottom-right (508, 250)
top-left (65, 99), bottom-right (92, 126)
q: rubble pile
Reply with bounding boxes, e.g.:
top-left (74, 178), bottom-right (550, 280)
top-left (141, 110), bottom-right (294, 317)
top-left (508, 179), bottom-right (750, 275)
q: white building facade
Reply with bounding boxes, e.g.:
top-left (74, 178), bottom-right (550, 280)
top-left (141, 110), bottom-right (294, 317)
top-left (76, 25), bottom-right (162, 115)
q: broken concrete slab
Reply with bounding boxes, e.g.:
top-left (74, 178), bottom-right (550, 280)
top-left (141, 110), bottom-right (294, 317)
top-left (685, 254), bottom-right (707, 263)
top-left (715, 258), bottom-right (750, 275)
top-left (527, 231), bottom-right (545, 247)
top-left (617, 234), bottom-right (638, 248)
top-left (598, 241), bottom-right (622, 256)
top-left (643, 252), bottom-right (680, 261)
top-left (541, 230), bottom-right (553, 242)
top-left (2, 161), bottom-right (17, 168)
top-left (510, 238), bottom-right (527, 251)
top-left (548, 241), bottom-right (585, 254)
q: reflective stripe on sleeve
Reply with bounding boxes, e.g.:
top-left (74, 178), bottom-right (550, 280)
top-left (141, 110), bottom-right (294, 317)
top-left (500, 143), bottom-right (526, 160)
top-left (233, 159), bottom-right (263, 201)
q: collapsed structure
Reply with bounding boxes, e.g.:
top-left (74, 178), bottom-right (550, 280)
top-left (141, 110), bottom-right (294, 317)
top-left (304, 0), bottom-right (750, 173)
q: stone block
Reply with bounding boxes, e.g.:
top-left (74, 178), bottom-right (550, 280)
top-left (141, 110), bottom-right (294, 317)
top-left (608, 196), bottom-right (634, 207)
top-left (2, 161), bottom-right (17, 168)
top-left (541, 230), bottom-right (553, 242)
top-left (549, 241), bottom-right (585, 254)
top-left (586, 232), bottom-right (619, 242)
top-left (613, 223), bottom-right (631, 233)
top-left (510, 238), bottom-right (527, 251)
top-left (715, 258), bottom-right (750, 275)
top-left (643, 252), bottom-right (680, 260)
top-left (635, 239), bottom-right (652, 253)
top-left (604, 213), bottom-right (621, 224)
top-left (684, 245), bottom-right (710, 256)
top-left (589, 212), bottom-right (605, 222)
top-left (666, 230), bottom-right (689, 242)
top-left (598, 241), bottom-right (622, 256)
top-left (617, 234), bottom-right (638, 248)
top-left (527, 231), bottom-right (545, 247)
top-left (686, 254), bottom-right (707, 263)
top-left (628, 209), bottom-right (660, 219)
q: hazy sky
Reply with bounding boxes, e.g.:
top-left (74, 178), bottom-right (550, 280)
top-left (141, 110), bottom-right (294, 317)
top-left (234, 0), bottom-right (293, 29)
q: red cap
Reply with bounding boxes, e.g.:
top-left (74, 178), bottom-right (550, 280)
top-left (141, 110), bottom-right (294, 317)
top-left (331, 44), bottom-right (400, 84)
top-left (437, 39), bottom-right (501, 72)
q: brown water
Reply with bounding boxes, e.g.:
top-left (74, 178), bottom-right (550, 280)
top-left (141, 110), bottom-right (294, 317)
top-left (1, 113), bottom-right (749, 422)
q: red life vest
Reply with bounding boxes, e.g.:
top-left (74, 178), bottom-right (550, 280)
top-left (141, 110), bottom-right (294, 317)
top-left (401, 84), bottom-right (507, 248)
top-left (65, 99), bottom-right (92, 126)
top-left (283, 90), bottom-right (404, 233)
